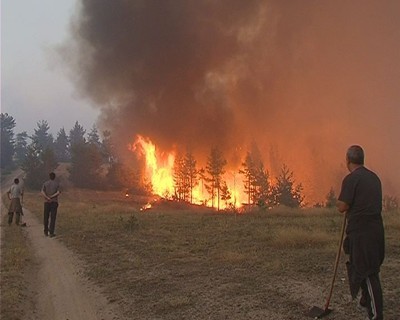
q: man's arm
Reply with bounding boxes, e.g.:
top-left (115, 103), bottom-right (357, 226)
top-left (49, 190), bottom-right (61, 199)
top-left (336, 200), bottom-right (349, 213)
top-left (41, 189), bottom-right (51, 201)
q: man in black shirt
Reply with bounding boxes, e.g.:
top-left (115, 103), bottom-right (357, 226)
top-left (337, 145), bottom-right (385, 320)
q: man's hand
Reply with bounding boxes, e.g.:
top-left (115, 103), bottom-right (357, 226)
top-left (336, 200), bottom-right (349, 213)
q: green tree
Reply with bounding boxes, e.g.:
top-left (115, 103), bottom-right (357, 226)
top-left (0, 113), bottom-right (16, 169)
top-left (14, 131), bottom-right (29, 165)
top-left (205, 147), bottom-right (227, 210)
top-left (273, 164), bottom-right (304, 208)
top-left (69, 143), bottom-right (103, 189)
top-left (21, 142), bottom-right (58, 189)
top-left (325, 187), bottom-right (337, 208)
top-left (88, 125), bottom-right (101, 148)
top-left (240, 151), bottom-right (272, 208)
top-left (54, 128), bottom-right (70, 162)
top-left (69, 121), bottom-right (86, 148)
top-left (31, 120), bottom-right (53, 151)
top-left (254, 162), bottom-right (272, 208)
top-left (173, 151), bottom-right (199, 203)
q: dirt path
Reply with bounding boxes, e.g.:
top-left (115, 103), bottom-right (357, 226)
top-left (21, 208), bottom-right (121, 320)
top-left (1, 173), bottom-right (122, 320)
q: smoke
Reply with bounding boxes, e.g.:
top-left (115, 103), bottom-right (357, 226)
top-left (64, 0), bottom-right (400, 202)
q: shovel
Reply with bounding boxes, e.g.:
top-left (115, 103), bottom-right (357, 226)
top-left (306, 214), bottom-right (347, 318)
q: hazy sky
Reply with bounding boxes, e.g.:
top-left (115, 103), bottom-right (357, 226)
top-left (1, 0), bottom-right (99, 136)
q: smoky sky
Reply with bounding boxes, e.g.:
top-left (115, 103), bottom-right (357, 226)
top-left (66, 0), bottom-right (400, 201)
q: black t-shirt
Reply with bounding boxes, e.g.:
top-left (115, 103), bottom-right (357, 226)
top-left (338, 166), bottom-right (382, 232)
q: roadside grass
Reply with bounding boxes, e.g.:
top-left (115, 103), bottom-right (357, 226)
top-left (1, 194), bottom-right (35, 320)
top-left (23, 189), bottom-right (400, 319)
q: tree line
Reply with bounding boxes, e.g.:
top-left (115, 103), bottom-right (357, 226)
top-left (172, 147), bottom-right (319, 210)
top-left (1, 113), bottom-right (341, 209)
top-left (1, 113), bottom-right (142, 192)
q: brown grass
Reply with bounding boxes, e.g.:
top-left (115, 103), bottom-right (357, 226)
top-left (20, 188), bottom-right (400, 319)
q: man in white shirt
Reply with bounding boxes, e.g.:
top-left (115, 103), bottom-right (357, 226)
top-left (7, 178), bottom-right (24, 225)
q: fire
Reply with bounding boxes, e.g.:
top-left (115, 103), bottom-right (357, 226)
top-left (131, 135), bottom-right (245, 209)
top-left (133, 135), bottom-right (175, 197)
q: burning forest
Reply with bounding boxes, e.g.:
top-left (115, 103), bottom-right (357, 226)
top-left (61, 0), bottom-right (400, 205)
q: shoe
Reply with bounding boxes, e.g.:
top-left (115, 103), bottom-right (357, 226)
top-left (49, 234), bottom-right (56, 238)
top-left (44, 231), bottom-right (48, 236)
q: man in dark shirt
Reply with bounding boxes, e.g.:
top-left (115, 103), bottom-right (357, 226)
top-left (337, 145), bottom-right (385, 320)
top-left (41, 172), bottom-right (61, 237)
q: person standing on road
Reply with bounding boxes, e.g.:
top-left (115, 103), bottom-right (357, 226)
top-left (41, 172), bottom-right (61, 237)
top-left (7, 178), bottom-right (24, 225)
top-left (337, 145), bottom-right (385, 320)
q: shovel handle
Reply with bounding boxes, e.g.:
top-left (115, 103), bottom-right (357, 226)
top-left (324, 214), bottom-right (347, 310)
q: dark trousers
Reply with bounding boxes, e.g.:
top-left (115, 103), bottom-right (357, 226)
top-left (8, 212), bottom-right (21, 225)
top-left (44, 202), bottom-right (58, 235)
top-left (360, 273), bottom-right (383, 320)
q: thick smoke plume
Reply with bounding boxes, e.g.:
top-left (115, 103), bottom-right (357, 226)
top-left (66, 0), bottom-right (400, 202)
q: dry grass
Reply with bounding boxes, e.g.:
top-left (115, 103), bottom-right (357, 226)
top-left (21, 189), bottom-right (400, 319)
top-left (1, 194), bottom-right (35, 320)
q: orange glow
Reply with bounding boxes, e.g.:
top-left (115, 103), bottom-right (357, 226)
top-left (133, 135), bottom-right (175, 198)
top-left (131, 135), bottom-right (246, 209)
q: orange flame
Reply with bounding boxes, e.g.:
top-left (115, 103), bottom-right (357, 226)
top-left (133, 135), bottom-right (175, 197)
top-left (131, 135), bottom-right (246, 209)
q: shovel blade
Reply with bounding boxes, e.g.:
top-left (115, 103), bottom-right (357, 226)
top-left (306, 306), bottom-right (332, 318)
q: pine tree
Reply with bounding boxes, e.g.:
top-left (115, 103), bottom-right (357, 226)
top-left (325, 187), bottom-right (337, 208)
top-left (184, 151), bottom-right (198, 203)
top-left (0, 113), bottom-right (16, 169)
top-left (21, 142), bottom-right (58, 189)
top-left (239, 152), bottom-right (257, 205)
top-left (69, 143), bottom-right (103, 189)
top-left (69, 121), bottom-right (86, 148)
top-left (54, 128), bottom-right (70, 162)
top-left (31, 120), bottom-right (54, 151)
top-left (15, 131), bottom-right (29, 165)
top-left (205, 147), bottom-right (227, 210)
top-left (273, 164), bottom-right (304, 208)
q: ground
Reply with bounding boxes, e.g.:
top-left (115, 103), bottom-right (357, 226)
top-left (1, 171), bottom-right (399, 319)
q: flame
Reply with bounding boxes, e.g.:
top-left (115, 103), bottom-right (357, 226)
top-left (133, 135), bottom-right (175, 197)
top-left (131, 135), bottom-right (246, 209)
top-left (140, 203), bottom-right (152, 211)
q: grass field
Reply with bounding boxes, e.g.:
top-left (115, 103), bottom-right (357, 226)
top-left (14, 188), bottom-right (400, 319)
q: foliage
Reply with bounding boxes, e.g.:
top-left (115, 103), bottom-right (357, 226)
top-left (21, 143), bottom-right (58, 189)
top-left (173, 151), bottom-right (199, 203)
top-left (14, 131), bottom-right (29, 165)
top-left (0, 113), bottom-right (16, 169)
top-left (69, 142), bottom-right (104, 189)
top-left (239, 151), bottom-right (272, 208)
top-left (325, 187), bottom-right (337, 208)
top-left (69, 121), bottom-right (86, 147)
top-left (205, 147), bottom-right (227, 210)
top-left (54, 128), bottom-right (70, 162)
top-left (272, 164), bottom-right (304, 208)
top-left (106, 161), bottom-right (146, 193)
top-left (31, 120), bottom-right (54, 151)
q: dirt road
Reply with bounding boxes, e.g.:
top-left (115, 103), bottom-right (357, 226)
top-left (1, 174), bottom-right (121, 320)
